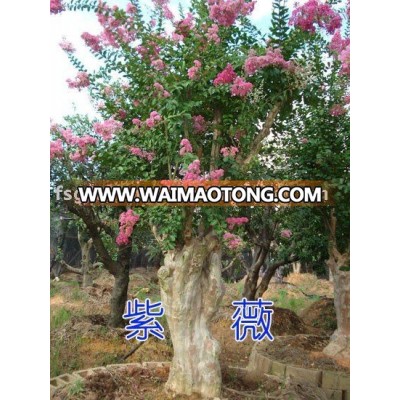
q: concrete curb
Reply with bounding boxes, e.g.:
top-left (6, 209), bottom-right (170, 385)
top-left (246, 336), bottom-right (350, 400)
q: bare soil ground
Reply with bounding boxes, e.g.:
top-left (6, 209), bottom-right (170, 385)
top-left (261, 335), bottom-right (349, 372)
top-left (51, 270), bottom-right (342, 399)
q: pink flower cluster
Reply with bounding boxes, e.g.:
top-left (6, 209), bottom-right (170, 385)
top-left (129, 147), bottom-right (155, 162)
top-left (230, 76), bottom-right (253, 97)
top-left (96, 4), bottom-right (136, 47)
top-left (59, 38), bottom-right (75, 53)
top-left (60, 128), bottom-right (97, 163)
top-left (152, 0), bottom-right (169, 6)
top-left (220, 146), bottom-right (239, 157)
top-left (116, 210), bottom-right (140, 246)
top-left (244, 48), bottom-right (293, 76)
top-left (208, 0), bottom-right (256, 27)
top-left (146, 111), bottom-right (162, 128)
top-left (66, 72), bottom-right (90, 90)
top-left (280, 229), bottom-right (292, 239)
top-left (50, 139), bottom-right (64, 160)
top-left (289, 0), bottom-right (342, 34)
top-left (193, 115), bottom-right (207, 133)
top-left (208, 169), bottom-right (225, 180)
top-left (93, 118), bottom-right (123, 141)
top-left (175, 12), bottom-right (194, 36)
top-left (182, 159), bottom-right (201, 180)
top-left (162, 5), bottom-right (175, 20)
top-left (223, 232), bottom-right (243, 250)
top-left (206, 24), bottom-right (221, 44)
top-left (338, 45), bottom-right (350, 76)
top-left (151, 59), bottom-right (166, 71)
top-left (329, 30), bottom-right (349, 55)
top-left (329, 104), bottom-right (346, 116)
top-left (81, 32), bottom-right (103, 52)
top-left (153, 82), bottom-right (170, 98)
top-left (213, 64), bottom-right (237, 85)
top-left (188, 60), bottom-right (202, 80)
top-left (179, 139), bottom-right (193, 156)
top-left (226, 216), bottom-right (249, 230)
top-left (50, 0), bottom-right (64, 14)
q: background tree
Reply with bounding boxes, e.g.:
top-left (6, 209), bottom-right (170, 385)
top-left (51, 0), bottom-right (350, 396)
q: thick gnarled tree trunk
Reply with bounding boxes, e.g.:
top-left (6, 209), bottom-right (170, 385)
top-left (158, 233), bottom-right (224, 398)
top-left (323, 210), bottom-right (350, 359)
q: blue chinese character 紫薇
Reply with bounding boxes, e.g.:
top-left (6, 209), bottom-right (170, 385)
top-left (123, 298), bottom-right (165, 341)
top-left (231, 298), bottom-right (274, 342)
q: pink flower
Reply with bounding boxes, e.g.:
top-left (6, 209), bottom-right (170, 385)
top-left (129, 147), bottom-right (155, 162)
top-left (206, 24), bottom-right (220, 44)
top-left (126, 3), bottom-right (137, 14)
top-left (133, 100), bottom-right (140, 107)
top-left (145, 111), bottom-right (162, 128)
top-left (171, 32), bottom-right (184, 42)
top-left (97, 101), bottom-right (106, 110)
top-left (339, 45), bottom-right (350, 76)
top-left (93, 118), bottom-right (123, 141)
top-left (209, 169), bottom-right (225, 180)
top-left (223, 232), bottom-right (243, 250)
top-left (220, 146), bottom-right (239, 157)
top-left (329, 30), bottom-right (349, 56)
top-left (59, 37), bottom-right (75, 53)
top-left (244, 48), bottom-right (293, 75)
top-left (300, 137), bottom-right (308, 144)
top-left (193, 115), bottom-right (207, 133)
top-left (230, 76), bottom-right (253, 97)
top-left (132, 118), bottom-right (141, 127)
top-left (104, 86), bottom-right (114, 96)
top-left (182, 159), bottom-right (201, 180)
top-left (66, 72), bottom-right (90, 90)
top-left (289, 0), bottom-right (342, 34)
top-left (116, 210), bottom-right (140, 246)
top-left (61, 128), bottom-right (76, 145)
top-left (50, 139), bottom-right (64, 160)
top-left (280, 229), bottom-right (292, 239)
top-left (50, 0), bottom-right (64, 14)
top-left (329, 104), bottom-right (346, 116)
top-left (151, 59), bottom-right (166, 70)
top-left (175, 12), bottom-right (194, 36)
top-left (188, 60), bottom-right (202, 80)
top-left (226, 216), bottom-right (249, 230)
top-left (209, 0), bottom-right (256, 27)
top-left (179, 138), bottom-right (193, 156)
top-left (213, 63), bottom-right (237, 85)
top-left (81, 32), bottom-right (103, 52)
top-left (162, 5), bottom-right (175, 20)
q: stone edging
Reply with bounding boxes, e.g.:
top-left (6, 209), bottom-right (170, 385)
top-left (50, 361), bottom-right (171, 397)
top-left (246, 337), bottom-right (350, 400)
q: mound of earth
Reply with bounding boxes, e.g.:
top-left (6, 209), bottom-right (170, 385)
top-left (300, 298), bottom-right (337, 335)
top-left (272, 307), bottom-right (310, 336)
top-left (261, 335), bottom-right (349, 372)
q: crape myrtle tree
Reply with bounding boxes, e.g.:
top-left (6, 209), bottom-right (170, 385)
top-left (50, 0), bottom-right (350, 396)
top-left (51, 114), bottom-right (139, 327)
top-left (273, 0), bottom-right (350, 357)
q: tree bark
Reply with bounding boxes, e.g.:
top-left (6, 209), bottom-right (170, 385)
top-left (78, 234), bottom-right (94, 288)
top-left (255, 256), bottom-right (299, 299)
top-left (109, 266), bottom-right (130, 327)
top-left (323, 210), bottom-right (350, 358)
top-left (157, 233), bottom-right (224, 398)
top-left (242, 246), bottom-right (268, 300)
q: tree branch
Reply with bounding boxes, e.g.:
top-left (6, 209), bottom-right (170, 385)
top-left (239, 103), bottom-right (282, 166)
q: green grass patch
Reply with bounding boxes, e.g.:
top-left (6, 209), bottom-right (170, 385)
top-left (68, 379), bottom-right (84, 395)
top-left (51, 307), bottom-right (73, 329)
top-left (271, 289), bottom-right (314, 315)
